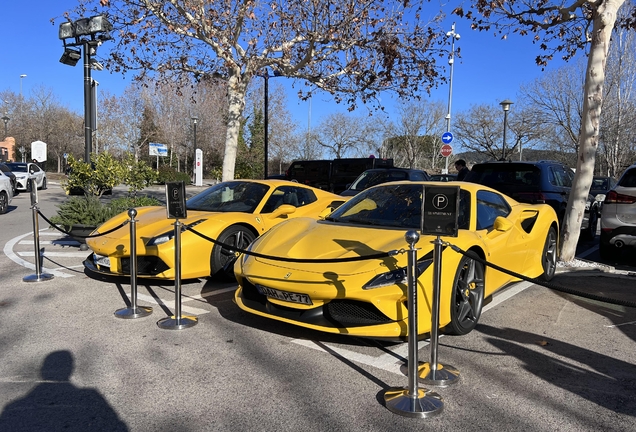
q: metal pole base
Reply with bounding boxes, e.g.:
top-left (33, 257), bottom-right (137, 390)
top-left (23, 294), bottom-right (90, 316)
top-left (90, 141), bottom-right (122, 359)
top-left (383, 387), bottom-right (444, 418)
top-left (157, 315), bottom-right (198, 330)
top-left (23, 273), bottom-right (54, 283)
top-left (114, 306), bottom-right (153, 319)
top-left (417, 362), bottom-right (460, 387)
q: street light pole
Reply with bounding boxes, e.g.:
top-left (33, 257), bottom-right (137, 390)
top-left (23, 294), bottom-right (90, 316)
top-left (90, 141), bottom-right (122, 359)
top-left (191, 116), bottom-right (198, 180)
top-left (20, 74), bottom-right (27, 99)
top-left (444, 24), bottom-right (460, 174)
top-left (499, 99), bottom-right (513, 161)
top-left (1, 115), bottom-right (9, 140)
top-left (263, 73), bottom-right (269, 179)
top-left (83, 41), bottom-right (93, 163)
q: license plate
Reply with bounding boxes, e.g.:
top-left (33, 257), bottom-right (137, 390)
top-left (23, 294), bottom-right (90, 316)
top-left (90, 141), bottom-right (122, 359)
top-left (256, 285), bottom-right (313, 305)
top-left (94, 254), bottom-right (111, 267)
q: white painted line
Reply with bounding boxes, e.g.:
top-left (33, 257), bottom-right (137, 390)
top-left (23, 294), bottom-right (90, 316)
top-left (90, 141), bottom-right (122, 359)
top-left (4, 231), bottom-right (75, 278)
top-left (189, 287), bottom-right (236, 299)
top-left (605, 320), bottom-right (636, 328)
top-left (291, 280), bottom-right (534, 375)
top-left (135, 292), bottom-right (209, 316)
top-left (19, 240), bottom-right (79, 246)
top-left (18, 251), bottom-right (90, 258)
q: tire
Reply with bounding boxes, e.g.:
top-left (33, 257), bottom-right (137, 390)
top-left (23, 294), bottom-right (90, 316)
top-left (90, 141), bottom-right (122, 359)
top-left (41, 177), bottom-right (47, 190)
top-left (447, 252), bottom-right (485, 336)
top-left (540, 227), bottom-right (558, 282)
top-left (581, 208), bottom-right (598, 240)
top-left (211, 225), bottom-right (256, 280)
top-left (0, 191), bottom-right (7, 214)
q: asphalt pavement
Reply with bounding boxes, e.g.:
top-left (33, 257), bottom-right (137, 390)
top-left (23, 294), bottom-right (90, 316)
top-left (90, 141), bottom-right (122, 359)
top-left (0, 180), bottom-right (634, 431)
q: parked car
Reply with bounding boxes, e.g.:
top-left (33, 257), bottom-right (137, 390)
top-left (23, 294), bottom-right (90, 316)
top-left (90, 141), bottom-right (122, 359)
top-left (465, 160), bottom-right (600, 240)
top-left (84, 179), bottom-right (348, 280)
top-left (5, 162), bottom-right (47, 191)
top-left (0, 162), bottom-right (18, 195)
top-left (429, 173), bottom-right (458, 182)
top-left (340, 167), bottom-right (430, 196)
top-left (285, 157), bottom-right (394, 194)
top-left (600, 163), bottom-right (636, 258)
top-left (235, 181), bottom-right (559, 340)
top-left (590, 176), bottom-right (617, 198)
top-left (0, 170), bottom-right (13, 214)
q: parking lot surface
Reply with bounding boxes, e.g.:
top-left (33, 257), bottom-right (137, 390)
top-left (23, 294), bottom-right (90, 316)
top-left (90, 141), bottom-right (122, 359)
top-left (0, 182), bottom-right (635, 431)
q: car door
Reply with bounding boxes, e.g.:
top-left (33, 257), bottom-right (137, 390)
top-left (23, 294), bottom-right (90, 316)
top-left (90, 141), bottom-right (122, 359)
top-left (258, 185), bottom-right (320, 231)
top-left (476, 190), bottom-right (530, 292)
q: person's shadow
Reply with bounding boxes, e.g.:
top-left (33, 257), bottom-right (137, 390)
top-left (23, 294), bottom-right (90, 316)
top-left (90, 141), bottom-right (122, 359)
top-left (0, 350), bottom-right (128, 431)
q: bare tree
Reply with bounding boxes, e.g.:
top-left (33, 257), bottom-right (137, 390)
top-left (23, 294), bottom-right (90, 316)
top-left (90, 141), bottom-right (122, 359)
top-left (313, 113), bottom-right (372, 159)
top-left (73, 1), bottom-right (445, 181)
top-left (455, 0), bottom-right (634, 261)
top-left (385, 100), bottom-right (447, 169)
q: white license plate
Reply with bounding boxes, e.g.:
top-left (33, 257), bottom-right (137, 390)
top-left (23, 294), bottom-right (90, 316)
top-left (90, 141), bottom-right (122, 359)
top-left (94, 254), bottom-right (111, 267)
top-left (256, 285), bottom-right (313, 305)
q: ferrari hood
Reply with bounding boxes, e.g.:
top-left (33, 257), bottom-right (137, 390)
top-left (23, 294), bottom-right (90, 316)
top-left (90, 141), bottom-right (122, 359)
top-left (250, 218), bottom-right (434, 273)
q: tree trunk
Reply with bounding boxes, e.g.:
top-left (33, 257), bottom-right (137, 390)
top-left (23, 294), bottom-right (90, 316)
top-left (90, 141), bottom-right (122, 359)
top-left (560, 0), bottom-right (624, 261)
top-left (222, 73), bottom-right (248, 181)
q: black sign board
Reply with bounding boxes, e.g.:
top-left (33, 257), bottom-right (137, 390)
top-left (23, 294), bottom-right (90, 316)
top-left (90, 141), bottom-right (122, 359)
top-left (166, 181), bottom-right (187, 219)
top-left (421, 185), bottom-right (460, 237)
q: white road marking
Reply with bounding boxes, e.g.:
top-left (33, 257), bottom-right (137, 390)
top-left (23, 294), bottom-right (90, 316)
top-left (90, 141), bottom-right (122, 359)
top-left (134, 292), bottom-right (209, 316)
top-left (291, 281), bottom-right (534, 375)
top-left (18, 251), bottom-right (91, 258)
top-left (4, 231), bottom-right (75, 278)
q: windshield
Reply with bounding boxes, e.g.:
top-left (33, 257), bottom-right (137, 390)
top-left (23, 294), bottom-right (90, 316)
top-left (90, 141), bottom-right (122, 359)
top-left (328, 184), bottom-right (424, 228)
top-left (186, 181), bottom-right (269, 213)
top-left (6, 163), bottom-right (27, 173)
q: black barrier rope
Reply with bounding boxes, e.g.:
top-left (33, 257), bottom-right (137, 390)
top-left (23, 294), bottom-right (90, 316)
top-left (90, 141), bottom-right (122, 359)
top-left (186, 226), bottom-right (399, 263)
top-left (37, 210), bottom-right (128, 239)
top-left (446, 242), bottom-right (636, 309)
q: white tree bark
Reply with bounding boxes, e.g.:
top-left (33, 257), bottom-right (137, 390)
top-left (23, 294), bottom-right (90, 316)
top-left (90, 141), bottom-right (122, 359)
top-left (560, 0), bottom-right (625, 261)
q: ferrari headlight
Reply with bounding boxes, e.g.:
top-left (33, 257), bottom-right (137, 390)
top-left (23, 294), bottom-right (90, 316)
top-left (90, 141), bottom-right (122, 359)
top-left (147, 231), bottom-right (173, 246)
top-left (145, 219), bottom-right (207, 246)
top-left (363, 259), bottom-right (433, 290)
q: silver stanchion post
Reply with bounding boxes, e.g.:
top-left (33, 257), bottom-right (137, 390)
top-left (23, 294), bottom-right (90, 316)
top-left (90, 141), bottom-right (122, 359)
top-left (157, 219), bottom-right (198, 330)
top-left (115, 209), bottom-right (153, 319)
top-left (418, 235), bottom-right (460, 386)
top-left (383, 230), bottom-right (443, 418)
top-left (23, 180), bottom-right (53, 283)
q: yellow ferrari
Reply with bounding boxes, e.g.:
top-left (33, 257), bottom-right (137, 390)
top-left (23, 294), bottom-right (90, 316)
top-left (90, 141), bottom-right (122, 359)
top-left (84, 180), bottom-right (347, 280)
top-left (235, 181), bottom-right (559, 340)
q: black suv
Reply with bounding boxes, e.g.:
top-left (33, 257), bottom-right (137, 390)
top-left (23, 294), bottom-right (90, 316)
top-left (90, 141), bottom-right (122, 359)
top-left (340, 168), bottom-right (430, 196)
top-left (465, 160), bottom-right (600, 239)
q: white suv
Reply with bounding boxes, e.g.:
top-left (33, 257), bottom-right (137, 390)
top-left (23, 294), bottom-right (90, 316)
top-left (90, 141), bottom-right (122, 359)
top-left (0, 170), bottom-right (13, 214)
top-left (600, 163), bottom-right (636, 258)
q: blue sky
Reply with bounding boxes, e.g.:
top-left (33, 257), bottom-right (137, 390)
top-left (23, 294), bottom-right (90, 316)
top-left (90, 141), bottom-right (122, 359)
top-left (1, 1), bottom-right (570, 147)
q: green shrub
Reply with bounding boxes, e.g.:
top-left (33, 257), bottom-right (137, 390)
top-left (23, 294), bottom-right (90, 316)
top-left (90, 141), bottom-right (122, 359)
top-left (157, 165), bottom-right (191, 184)
top-left (108, 196), bottom-right (161, 215)
top-left (50, 195), bottom-right (162, 229)
top-left (49, 195), bottom-right (117, 229)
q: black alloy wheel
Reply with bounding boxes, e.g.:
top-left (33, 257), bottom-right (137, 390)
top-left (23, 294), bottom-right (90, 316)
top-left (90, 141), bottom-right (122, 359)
top-left (211, 225), bottom-right (256, 280)
top-left (448, 252), bottom-right (485, 336)
top-left (540, 227), bottom-right (558, 282)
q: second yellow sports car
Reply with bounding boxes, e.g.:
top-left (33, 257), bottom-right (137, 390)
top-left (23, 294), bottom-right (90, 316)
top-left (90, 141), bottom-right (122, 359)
top-left (235, 181), bottom-right (559, 340)
top-left (84, 180), bottom-right (347, 280)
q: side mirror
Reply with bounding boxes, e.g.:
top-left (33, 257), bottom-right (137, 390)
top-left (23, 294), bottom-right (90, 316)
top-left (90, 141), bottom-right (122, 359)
top-left (493, 216), bottom-right (513, 232)
top-left (318, 207), bottom-right (334, 220)
top-left (269, 204), bottom-right (296, 219)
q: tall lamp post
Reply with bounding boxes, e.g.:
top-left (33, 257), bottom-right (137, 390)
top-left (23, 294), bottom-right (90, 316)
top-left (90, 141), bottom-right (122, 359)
top-left (20, 74), bottom-right (27, 99)
top-left (58, 15), bottom-right (112, 163)
top-left (444, 23), bottom-right (460, 174)
top-left (258, 68), bottom-right (282, 179)
top-left (500, 99), bottom-right (513, 160)
top-left (1, 115), bottom-right (8, 140)
top-left (191, 116), bottom-right (198, 180)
